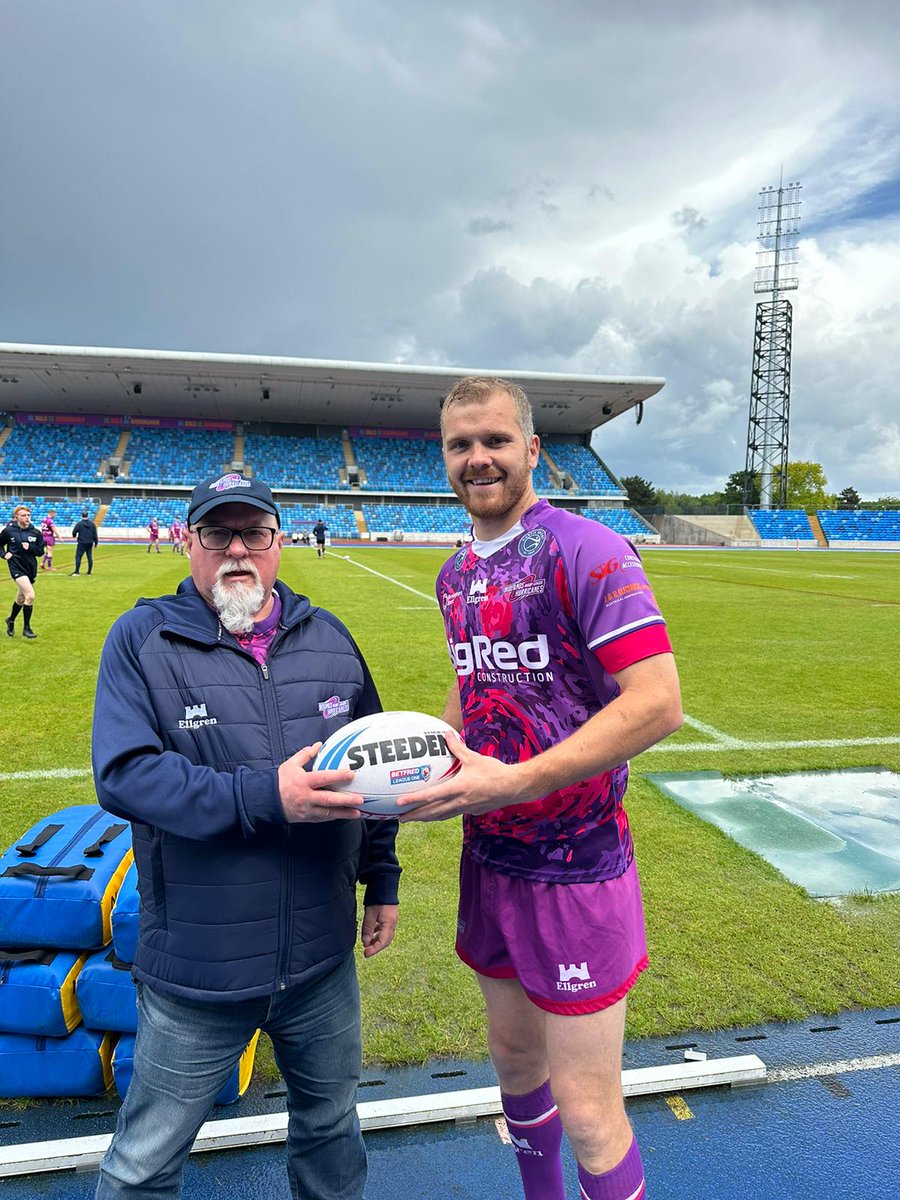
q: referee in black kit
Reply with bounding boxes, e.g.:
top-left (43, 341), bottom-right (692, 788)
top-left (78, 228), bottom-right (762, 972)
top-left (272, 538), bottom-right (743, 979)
top-left (2, 504), bottom-right (45, 639)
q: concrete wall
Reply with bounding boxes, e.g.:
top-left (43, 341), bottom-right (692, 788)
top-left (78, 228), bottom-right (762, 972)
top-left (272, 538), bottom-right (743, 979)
top-left (651, 513), bottom-right (759, 546)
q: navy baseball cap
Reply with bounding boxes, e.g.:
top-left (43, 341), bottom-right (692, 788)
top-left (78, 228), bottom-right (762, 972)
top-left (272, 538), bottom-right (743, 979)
top-left (188, 473), bottom-right (281, 527)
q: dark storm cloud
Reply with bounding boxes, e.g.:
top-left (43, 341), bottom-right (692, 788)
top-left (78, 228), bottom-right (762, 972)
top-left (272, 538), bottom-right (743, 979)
top-left (1, 0), bottom-right (898, 492)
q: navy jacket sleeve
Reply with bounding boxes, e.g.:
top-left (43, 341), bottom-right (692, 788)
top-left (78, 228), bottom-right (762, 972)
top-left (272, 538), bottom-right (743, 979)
top-left (92, 612), bottom-right (285, 840)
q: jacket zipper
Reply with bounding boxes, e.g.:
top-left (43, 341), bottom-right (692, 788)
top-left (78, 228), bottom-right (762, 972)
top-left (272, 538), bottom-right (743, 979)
top-left (255, 641), bottom-right (294, 992)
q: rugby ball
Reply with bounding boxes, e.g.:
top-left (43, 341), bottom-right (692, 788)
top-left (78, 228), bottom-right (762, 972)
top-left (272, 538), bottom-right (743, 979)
top-left (313, 711), bottom-right (461, 819)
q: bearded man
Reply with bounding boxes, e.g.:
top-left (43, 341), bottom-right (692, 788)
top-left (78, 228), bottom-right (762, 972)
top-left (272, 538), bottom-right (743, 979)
top-left (91, 473), bottom-right (400, 1200)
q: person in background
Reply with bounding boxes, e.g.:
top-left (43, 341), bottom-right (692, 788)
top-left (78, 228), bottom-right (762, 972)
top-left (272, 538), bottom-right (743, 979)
top-left (169, 516), bottom-right (184, 554)
top-left (403, 377), bottom-right (683, 1200)
top-left (70, 509), bottom-right (99, 576)
top-left (40, 509), bottom-right (60, 570)
top-left (147, 516), bottom-right (161, 553)
top-left (2, 504), bottom-right (45, 639)
top-left (91, 472), bottom-right (400, 1200)
top-left (313, 517), bottom-right (328, 558)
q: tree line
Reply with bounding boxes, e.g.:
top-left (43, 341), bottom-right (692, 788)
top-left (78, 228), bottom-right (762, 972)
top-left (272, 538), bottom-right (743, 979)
top-left (619, 465), bottom-right (900, 514)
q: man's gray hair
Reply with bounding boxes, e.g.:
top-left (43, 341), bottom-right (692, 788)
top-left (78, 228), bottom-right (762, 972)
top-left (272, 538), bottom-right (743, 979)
top-left (440, 377), bottom-right (535, 443)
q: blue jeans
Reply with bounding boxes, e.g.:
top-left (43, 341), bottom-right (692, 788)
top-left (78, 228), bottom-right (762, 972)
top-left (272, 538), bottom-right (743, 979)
top-left (96, 956), bottom-right (365, 1200)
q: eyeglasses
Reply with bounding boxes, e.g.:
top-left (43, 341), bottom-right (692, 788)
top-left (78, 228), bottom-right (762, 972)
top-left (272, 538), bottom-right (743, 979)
top-left (194, 526), bottom-right (277, 551)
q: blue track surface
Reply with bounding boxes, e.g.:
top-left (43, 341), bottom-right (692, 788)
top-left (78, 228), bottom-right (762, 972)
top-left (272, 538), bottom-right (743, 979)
top-left (4, 1008), bottom-right (898, 1198)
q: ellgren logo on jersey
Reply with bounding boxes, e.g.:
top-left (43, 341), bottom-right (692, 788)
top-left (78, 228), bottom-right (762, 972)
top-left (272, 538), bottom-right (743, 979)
top-left (517, 528), bottom-right (547, 558)
top-left (467, 579), bottom-right (489, 604)
top-left (452, 633), bottom-right (550, 679)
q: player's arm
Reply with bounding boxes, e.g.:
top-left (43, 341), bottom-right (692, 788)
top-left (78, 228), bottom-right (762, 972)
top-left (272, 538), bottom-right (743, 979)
top-left (400, 652), bottom-right (682, 821)
top-left (440, 685), bottom-right (463, 732)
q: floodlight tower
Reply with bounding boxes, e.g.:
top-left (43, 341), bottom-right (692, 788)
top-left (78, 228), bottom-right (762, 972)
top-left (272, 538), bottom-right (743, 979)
top-left (743, 178), bottom-right (801, 508)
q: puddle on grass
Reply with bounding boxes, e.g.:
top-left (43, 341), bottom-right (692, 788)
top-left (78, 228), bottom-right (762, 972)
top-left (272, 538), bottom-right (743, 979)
top-left (647, 768), bottom-right (900, 897)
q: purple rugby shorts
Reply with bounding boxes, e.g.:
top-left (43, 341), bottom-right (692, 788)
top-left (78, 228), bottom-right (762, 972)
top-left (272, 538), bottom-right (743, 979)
top-left (456, 852), bottom-right (648, 1015)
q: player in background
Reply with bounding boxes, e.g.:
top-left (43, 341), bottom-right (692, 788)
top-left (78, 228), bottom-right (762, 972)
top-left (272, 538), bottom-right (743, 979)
top-left (40, 509), bottom-right (60, 570)
top-left (147, 516), bottom-right (161, 553)
top-left (169, 516), bottom-right (184, 554)
top-left (402, 378), bottom-right (682, 1200)
top-left (313, 518), bottom-right (328, 558)
top-left (2, 504), bottom-right (45, 639)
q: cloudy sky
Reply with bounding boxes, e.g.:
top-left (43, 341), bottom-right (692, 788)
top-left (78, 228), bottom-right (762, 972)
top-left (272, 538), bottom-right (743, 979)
top-left (2, 1), bottom-right (898, 496)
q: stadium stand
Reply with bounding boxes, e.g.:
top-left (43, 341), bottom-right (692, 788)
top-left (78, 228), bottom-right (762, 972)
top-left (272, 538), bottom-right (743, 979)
top-left (244, 433), bottom-right (347, 491)
top-left (281, 503), bottom-right (358, 538)
top-left (0, 423), bottom-right (118, 482)
top-left (546, 442), bottom-right (624, 496)
top-left (578, 508), bottom-right (659, 541)
top-left (5, 496), bottom-right (97, 527)
top-left (124, 428), bottom-right (235, 486)
top-left (748, 509), bottom-right (816, 544)
top-left (818, 509), bottom-right (900, 547)
top-left (362, 502), bottom-right (469, 538)
top-left (352, 434), bottom-right (446, 493)
top-left (104, 497), bottom-right (189, 528)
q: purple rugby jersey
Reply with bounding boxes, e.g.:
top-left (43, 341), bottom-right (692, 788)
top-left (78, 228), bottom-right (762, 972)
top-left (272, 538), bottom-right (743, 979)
top-left (437, 499), bottom-right (671, 883)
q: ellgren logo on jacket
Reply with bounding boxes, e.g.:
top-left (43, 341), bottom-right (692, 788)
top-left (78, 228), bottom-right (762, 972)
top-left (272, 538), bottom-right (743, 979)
top-left (179, 702), bottom-right (218, 729)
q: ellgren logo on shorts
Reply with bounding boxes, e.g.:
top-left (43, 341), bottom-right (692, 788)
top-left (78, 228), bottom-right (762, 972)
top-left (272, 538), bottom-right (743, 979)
top-left (319, 695), bottom-right (351, 719)
top-left (517, 528), bottom-right (546, 558)
top-left (556, 960), bottom-right (596, 994)
top-left (211, 473), bottom-right (251, 494)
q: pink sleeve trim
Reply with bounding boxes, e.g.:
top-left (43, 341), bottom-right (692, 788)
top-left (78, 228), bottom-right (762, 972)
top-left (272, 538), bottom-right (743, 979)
top-left (595, 626), bottom-right (672, 674)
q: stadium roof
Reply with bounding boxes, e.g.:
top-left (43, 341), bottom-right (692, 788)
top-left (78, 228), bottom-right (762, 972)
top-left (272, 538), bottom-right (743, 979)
top-left (0, 343), bottom-right (664, 437)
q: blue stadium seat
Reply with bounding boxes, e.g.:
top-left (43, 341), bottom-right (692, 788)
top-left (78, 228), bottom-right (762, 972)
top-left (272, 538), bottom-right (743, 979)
top-left (353, 435), bottom-right (446, 493)
top-left (577, 508), bottom-right (657, 538)
top-left (545, 442), bottom-right (624, 497)
top-left (124, 429), bottom-right (234, 486)
top-left (103, 498), bottom-right (189, 528)
top-left (1, 425), bottom-right (118, 482)
top-left (281, 504), bottom-right (358, 538)
top-left (362, 502), bottom-right (468, 536)
top-left (749, 510), bottom-right (814, 540)
top-left (818, 509), bottom-right (900, 543)
top-left (244, 433), bottom-right (346, 491)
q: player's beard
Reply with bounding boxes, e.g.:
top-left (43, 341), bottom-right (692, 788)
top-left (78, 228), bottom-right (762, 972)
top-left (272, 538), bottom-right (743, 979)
top-left (211, 560), bottom-right (266, 633)
top-left (451, 452), bottom-right (534, 527)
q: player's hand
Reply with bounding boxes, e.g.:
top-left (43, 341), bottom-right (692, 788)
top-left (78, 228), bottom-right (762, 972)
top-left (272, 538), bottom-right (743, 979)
top-left (360, 903), bottom-right (398, 957)
top-left (278, 742), bottom-right (364, 823)
top-left (397, 730), bottom-right (531, 823)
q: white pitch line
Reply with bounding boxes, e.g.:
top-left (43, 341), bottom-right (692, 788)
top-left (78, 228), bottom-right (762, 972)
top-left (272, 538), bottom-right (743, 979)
top-left (682, 715), bottom-right (740, 746)
top-left (340, 555), bottom-right (437, 604)
top-left (0, 767), bottom-right (91, 781)
top-left (768, 1052), bottom-right (900, 1083)
top-left (647, 736), bottom-right (900, 753)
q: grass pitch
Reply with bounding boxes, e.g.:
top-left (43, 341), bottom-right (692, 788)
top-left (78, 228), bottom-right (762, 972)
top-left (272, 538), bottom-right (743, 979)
top-left (1, 543), bottom-right (898, 1072)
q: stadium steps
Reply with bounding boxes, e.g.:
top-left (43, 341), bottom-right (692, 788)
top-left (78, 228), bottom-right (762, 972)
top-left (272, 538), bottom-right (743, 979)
top-left (540, 447), bottom-right (567, 489)
top-left (95, 501), bottom-right (111, 527)
top-left (0, 424), bottom-right (12, 452)
top-left (232, 433), bottom-right (246, 471)
top-left (354, 509), bottom-right (368, 537)
top-left (808, 511), bottom-right (828, 546)
top-left (653, 513), bottom-right (760, 546)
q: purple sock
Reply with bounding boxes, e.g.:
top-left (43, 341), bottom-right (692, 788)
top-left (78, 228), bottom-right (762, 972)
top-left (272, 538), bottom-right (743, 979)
top-left (578, 1136), bottom-right (645, 1200)
top-left (501, 1079), bottom-right (565, 1200)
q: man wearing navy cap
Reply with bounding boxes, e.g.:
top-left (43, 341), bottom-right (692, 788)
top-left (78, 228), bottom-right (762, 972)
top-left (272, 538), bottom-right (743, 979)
top-left (92, 473), bottom-right (400, 1200)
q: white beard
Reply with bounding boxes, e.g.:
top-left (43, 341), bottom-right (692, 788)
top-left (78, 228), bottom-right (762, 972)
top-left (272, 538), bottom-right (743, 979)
top-left (211, 562), bottom-right (266, 634)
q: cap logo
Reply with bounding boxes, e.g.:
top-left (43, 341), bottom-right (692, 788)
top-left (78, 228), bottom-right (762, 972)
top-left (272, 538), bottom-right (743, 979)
top-left (211, 473), bottom-right (251, 493)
